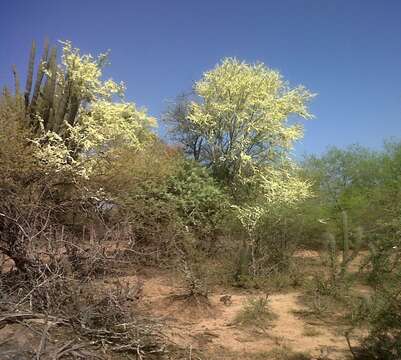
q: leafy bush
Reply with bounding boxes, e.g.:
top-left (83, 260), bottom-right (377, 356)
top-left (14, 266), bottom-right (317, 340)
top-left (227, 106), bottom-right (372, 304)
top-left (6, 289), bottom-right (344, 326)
top-left (93, 142), bottom-right (230, 258)
top-left (350, 284), bottom-right (401, 359)
top-left (165, 159), bottom-right (230, 246)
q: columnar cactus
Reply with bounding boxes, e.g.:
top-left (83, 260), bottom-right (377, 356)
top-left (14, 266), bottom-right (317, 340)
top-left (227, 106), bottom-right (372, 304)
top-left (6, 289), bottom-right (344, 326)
top-left (24, 40), bottom-right (36, 110)
top-left (11, 39), bottom-right (156, 173)
top-left (12, 64), bottom-right (20, 97)
top-left (341, 210), bottom-right (350, 275)
top-left (324, 213), bottom-right (365, 281)
top-left (21, 40), bottom-right (76, 137)
top-left (29, 39), bottom-right (49, 119)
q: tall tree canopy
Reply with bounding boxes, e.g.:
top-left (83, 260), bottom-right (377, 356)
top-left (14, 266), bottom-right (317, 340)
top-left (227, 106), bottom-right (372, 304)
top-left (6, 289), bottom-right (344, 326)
top-left (166, 58), bottom-right (315, 189)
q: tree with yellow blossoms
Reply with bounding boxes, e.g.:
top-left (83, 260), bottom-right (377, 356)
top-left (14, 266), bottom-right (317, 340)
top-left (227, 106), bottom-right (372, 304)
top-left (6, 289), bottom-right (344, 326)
top-left (167, 58), bottom-right (314, 201)
top-left (166, 58), bottom-right (315, 274)
top-left (20, 40), bottom-right (156, 178)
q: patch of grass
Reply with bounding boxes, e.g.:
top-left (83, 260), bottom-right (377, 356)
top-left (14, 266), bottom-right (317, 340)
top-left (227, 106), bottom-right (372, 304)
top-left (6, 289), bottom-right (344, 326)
top-left (295, 272), bottom-right (360, 324)
top-left (233, 294), bottom-right (277, 330)
top-left (302, 325), bottom-right (322, 337)
top-left (264, 346), bottom-right (312, 360)
top-left (201, 347), bottom-right (312, 360)
top-left (254, 269), bottom-right (305, 293)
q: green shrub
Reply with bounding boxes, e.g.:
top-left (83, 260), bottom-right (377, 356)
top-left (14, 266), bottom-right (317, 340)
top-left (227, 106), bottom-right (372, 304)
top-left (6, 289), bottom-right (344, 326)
top-left (93, 143), bottom-right (230, 257)
top-left (165, 159), bottom-right (230, 247)
top-left (352, 286), bottom-right (401, 359)
top-left (234, 295), bottom-right (276, 330)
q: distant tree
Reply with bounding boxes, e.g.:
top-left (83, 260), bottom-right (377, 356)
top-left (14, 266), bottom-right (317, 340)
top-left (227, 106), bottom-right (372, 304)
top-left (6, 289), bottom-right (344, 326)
top-left (303, 145), bottom-right (382, 226)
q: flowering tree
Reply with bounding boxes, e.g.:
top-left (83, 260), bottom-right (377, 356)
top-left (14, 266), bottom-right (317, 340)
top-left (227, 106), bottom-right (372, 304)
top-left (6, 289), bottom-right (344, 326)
top-left (0, 40), bottom-right (157, 272)
top-left (167, 58), bottom-right (315, 274)
top-left (167, 58), bottom-right (314, 187)
top-left (22, 40), bottom-right (156, 177)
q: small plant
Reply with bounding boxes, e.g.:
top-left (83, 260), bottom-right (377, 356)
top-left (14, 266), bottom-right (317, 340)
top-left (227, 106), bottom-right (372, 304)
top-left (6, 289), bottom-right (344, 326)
top-left (233, 294), bottom-right (276, 331)
top-left (302, 325), bottom-right (322, 337)
top-left (303, 221), bottom-right (365, 316)
top-left (170, 258), bottom-right (210, 306)
top-left (264, 345), bottom-right (312, 360)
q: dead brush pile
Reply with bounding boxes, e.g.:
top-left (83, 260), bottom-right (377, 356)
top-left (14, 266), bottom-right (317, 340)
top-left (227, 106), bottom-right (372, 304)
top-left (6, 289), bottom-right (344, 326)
top-left (0, 236), bottom-right (171, 359)
top-left (0, 175), bottom-right (177, 358)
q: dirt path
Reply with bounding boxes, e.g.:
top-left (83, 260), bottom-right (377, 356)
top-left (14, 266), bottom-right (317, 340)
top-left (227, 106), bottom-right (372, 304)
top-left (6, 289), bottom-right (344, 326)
top-left (131, 273), bottom-right (352, 359)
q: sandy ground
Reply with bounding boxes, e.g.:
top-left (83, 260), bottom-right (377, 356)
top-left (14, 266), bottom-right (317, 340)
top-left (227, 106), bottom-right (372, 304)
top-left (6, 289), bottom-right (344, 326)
top-left (110, 272), bottom-right (353, 359)
top-left (0, 250), bottom-right (361, 359)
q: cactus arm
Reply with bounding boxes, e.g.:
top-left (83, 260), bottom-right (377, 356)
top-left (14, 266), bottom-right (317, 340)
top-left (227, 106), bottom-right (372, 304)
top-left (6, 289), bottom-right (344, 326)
top-left (12, 65), bottom-right (20, 97)
top-left (66, 94), bottom-right (80, 127)
top-left (325, 232), bottom-right (338, 282)
top-left (342, 227), bottom-right (364, 274)
top-left (24, 40), bottom-right (36, 111)
top-left (53, 72), bottom-right (71, 132)
top-left (341, 210), bottom-right (349, 275)
top-left (29, 38), bottom-right (49, 118)
top-left (42, 47), bottom-right (57, 130)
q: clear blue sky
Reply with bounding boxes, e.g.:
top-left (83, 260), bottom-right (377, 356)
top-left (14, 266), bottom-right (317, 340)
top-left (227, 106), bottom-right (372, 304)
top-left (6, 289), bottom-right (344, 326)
top-left (1, 0), bottom-right (400, 155)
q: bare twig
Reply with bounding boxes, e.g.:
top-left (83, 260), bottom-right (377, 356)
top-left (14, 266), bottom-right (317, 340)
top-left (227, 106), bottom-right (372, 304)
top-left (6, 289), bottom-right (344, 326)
top-left (36, 315), bottom-right (52, 360)
top-left (345, 330), bottom-right (357, 359)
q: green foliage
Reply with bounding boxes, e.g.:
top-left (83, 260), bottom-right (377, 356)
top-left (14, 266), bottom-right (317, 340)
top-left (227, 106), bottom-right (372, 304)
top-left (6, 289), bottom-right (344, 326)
top-left (301, 142), bottom-right (401, 270)
top-left (350, 283), bottom-right (401, 359)
top-left (164, 57), bottom-right (315, 280)
top-left (302, 145), bottom-right (383, 241)
top-left (0, 92), bottom-right (38, 190)
top-left (4, 39), bottom-right (401, 360)
top-left (361, 290), bottom-right (401, 359)
top-left (0, 41), bottom-right (156, 272)
top-left (234, 295), bottom-right (276, 330)
top-left (0, 101), bottom-right (65, 272)
top-left (262, 348), bottom-right (311, 360)
top-left (91, 142), bottom-right (180, 253)
top-left (93, 142), bottom-right (229, 253)
top-left (297, 142), bottom-right (401, 359)
top-left (165, 159), bottom-right (230, 242)
top-left (226, 199), bottom-right (312, 286)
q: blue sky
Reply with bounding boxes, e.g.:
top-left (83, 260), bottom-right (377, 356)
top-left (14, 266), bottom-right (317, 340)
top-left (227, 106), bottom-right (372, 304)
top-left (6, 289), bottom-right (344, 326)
top-left (1, 0), bottom-right (400, 156)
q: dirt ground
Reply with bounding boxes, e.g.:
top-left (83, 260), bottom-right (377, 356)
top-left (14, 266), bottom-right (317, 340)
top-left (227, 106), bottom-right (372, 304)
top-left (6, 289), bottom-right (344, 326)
top-left (0, 250), bottom-right (360, 359)
top-left (104, 270), bottom-right (353, 359)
